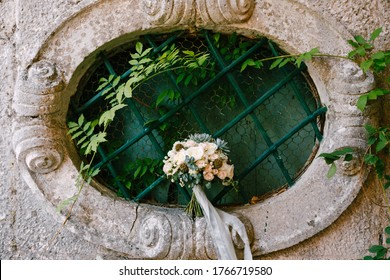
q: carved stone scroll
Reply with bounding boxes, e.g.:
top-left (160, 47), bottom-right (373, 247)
top-left (13, 60), bottom-right (64, 116)
top-left (141, 0), bottom-right (193, 25)
top-left (197, 0), bottom-right (255, 24)
top-left (13, 123), bottom-right (64, 174)
top-left (137, 212), bottom-right (172, 259)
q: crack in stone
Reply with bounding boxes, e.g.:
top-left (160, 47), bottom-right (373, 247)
top-left (129, 203), bottom-right (139, 233)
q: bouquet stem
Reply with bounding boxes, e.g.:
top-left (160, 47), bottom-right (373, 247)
top-left (185, 192), bottom-right (203, 218)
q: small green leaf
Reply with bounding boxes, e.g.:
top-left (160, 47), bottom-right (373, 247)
top-left (77, 136), bottom-right (87, 146)
top-left (56, 195), bottom-right (78, 213)
top-left (365, 124), bottom-right (377, 135)
top-left (347, 39), bottom-right (359, 48)
top-left (360, 60), bottom-right (373, 73)
top-left (375, 139), bottom-right (388, 152)
top-left (67, 121), bottom-right (78, 128)
top-left (370, 27), bottom-right (382, 41)
top-left (176, 72), bottom-right (186, 84)
top-left (385, 226), bottom-right (390, 235)
top-left (182, 50), bottom-right (195, 56)
top-left (344, 154), bottom-right (353, 161)
top-left (354, 35), bottom-right (367, 45)
top-left (270, 58), bottom-right (284, 70)
top-left (368, 245), bottom-right (385, 253)
top-left (363, 256), bottom-right (374, 260)
top-left (357, 95), bottom-right (368, 111)
top-left (156, 91), bottom-right (167, 107)
top-left (135, 42), bottom-right (143, 54)
top-left (78, 114), bottom-right (85, 127)
top-left (124, 84), bottom-right (132, 98)
top-left (327, 162), bottom-right (337, 178)
top-left (372, 51), bottom-right (385, 60)
top-left (68, 126), bottom-right (80, 134)
top-left (71, 131), bottom-right (84, 140)
top-left (89, 168), bottom-right (100, 177)
top-left (356, 46), bottom-right (366, 56)
top-left (134, 165), bottom-right (142, 179)
top-left (112, 76), bottom-right (121, 87)
top-left (279, 58), bottom-right (291, 68)
top-left (184, 74), bottom-right (193, 86)
top-left (364, 154), bottom-right (379, 165)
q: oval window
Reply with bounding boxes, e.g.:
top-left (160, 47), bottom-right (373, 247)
top-left (68, 31), bottom-right (325, 207)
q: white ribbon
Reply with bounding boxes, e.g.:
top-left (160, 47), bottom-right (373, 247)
top-left (192, 185), bottom-right (252, 260)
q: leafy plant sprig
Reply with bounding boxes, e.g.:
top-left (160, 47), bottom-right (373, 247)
top-left (317, 28), bottom-right (390, 260)
top-left (54, 42), bottom-right (210, 238)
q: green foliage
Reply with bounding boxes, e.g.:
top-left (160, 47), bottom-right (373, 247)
top-left (364, 226), bottom-right (390, 260)
top-left (66, 40), bottom-right (211, 207)
top-left (269, 48), bottom-right (321, 70)
top-left (318, 148), bottom-right (354, 178)
top-left (319, 27), bottom-right (390, 260)
top-left (357, 88), bottom-right (390, 112)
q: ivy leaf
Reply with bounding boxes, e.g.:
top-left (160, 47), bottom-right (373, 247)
top-left (371, 51), bottom-right (385, 60)
top-left (360, 60), bottom-right (373, 73)
top-left (375, 132), bottom-right (388, 152)
top-left (385, 226), bottom-right (390, 235)
top-left (354, 35), bottom-right (367, 45)
top-left (370, 27), bottom-right (382, 42)
top-left (357, 95), bottom-right (368, 111)
top-left (327, 162), bottom-right (337, 178)
top-left (368, 245), bottom-right (386, 253)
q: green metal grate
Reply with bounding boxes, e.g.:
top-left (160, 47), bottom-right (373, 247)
top-left (69, 31), bottom-right (326, 206)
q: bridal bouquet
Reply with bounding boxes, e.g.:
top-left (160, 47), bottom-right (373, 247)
top-left (163, 133), bottom-right (237, 217)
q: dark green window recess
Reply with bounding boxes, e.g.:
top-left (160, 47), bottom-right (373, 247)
top-left (68, 31), bottom-right (326, 206)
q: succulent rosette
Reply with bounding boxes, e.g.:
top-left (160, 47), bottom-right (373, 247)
top-left (163, 133), bottom-right (237, 216)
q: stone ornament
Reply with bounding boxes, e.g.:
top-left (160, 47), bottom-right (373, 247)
top-left (197, 0), bottom-right (255, 24)
top-left (138, 214), bottom-right (172, 259)
top-left (13, 123), bottom-right (64, 174)
top-left (141, 0), bottom-right (193, 25)
top-left (141, 0), bottom-right (255, 25)
top-left (13, 60), bottom-right (64, 116)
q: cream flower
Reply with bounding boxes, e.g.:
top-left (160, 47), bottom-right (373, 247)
top-left (172, 150), bottom-right (186, 165)
top-left (219, 161), bottom-right (234, 179)
top-left (186, 146), bottom-right (204, 161)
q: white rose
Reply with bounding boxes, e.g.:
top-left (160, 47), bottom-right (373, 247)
top-left (163, 162), bottom-right (173, 175)
top-left (184, 140), bottom-right (196, 148)
top-left (204, 142), bottom-right (218, 155)
top-left (173, 150), bottom-right (186, 165)
top-left (186, 146), bottom-right (204, 161)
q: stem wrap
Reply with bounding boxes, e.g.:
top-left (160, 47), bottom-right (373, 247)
top-left (192, 185), bottom-right (252, 260)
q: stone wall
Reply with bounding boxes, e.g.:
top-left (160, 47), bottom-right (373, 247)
top-left (0, 0), bottom-right (389, 259)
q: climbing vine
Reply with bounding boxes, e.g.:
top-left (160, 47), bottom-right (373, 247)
top-left (318, 28), bottom-right (390, 260)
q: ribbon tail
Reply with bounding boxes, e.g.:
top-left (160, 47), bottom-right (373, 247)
top-left (192, 185), bottom-right (252, 260)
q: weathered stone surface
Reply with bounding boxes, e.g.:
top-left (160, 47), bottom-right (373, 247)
top-left (1, 0), bottom-right (389, 259)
